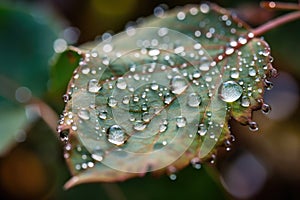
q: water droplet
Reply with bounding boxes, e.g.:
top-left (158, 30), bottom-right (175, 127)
top-left (238, 36), bottom-right (247, 45)
top-left (248, 121), bottom-right (259, 131)
top-left (164, 93), bottom-right (173, 104)
top-left (241, 96), bottom-right (250, 107)
top-left (88, 79), bottom-right (101, 93)
top-left (151, 83), bottom-right (159, 90)
top-left (230, 69), bottom-right (239, 79)
top-left (142, 112), bottom-right (151, 122)
top-left (116, 77), bottom-right (127, 90)
top-left (141, 103), bottom-right (148, 111)
top-left (200, 3), bottom-right (210, 13)
top-left (133, 120), bottom-right (147, 131)
top-left (199, 57), bottom-right (210, 71)
top-left (108, 96), bottom-right (118, 107)
top-left (107, 125), bottom-right (127, 145)
top-left (78, 109), bottom-right (90, 120)
top-left (177, 11), bottom-right (186, 20)
top-left (187, 93), bottom-right (201, 107)
top-left (91, 149), bottom-right (105, 162)
top-left (261, 103), bottom-right (271, 114)
top-left (148, 49), bottom-right (160, 56)
top-left (99, 109), bottom-right (108, 120)
top-left (191, 157), bottom-right (201, 169)
top-left (59, 129), bottom-right (69, 142)
top-left (171, 75), bottom-right (188, 94)
top-left (248, 68), bottom-right (257, 77)
top-left (219, 81), bottom-right (243, 102)
top-left (62, 94), bottom-right (71, 102)
top-left (169, 174), bottom-right (177, 180)
top-left (176, 116), bottom-right (187, 128)
top-left (264, 79), bottom-right (273, 90)
top-left (225, 47), bottom-right (234, 55)
top-left (122, 96), bottom-right (130, 104)
top-left (198, 124), bottom-right (207, 136)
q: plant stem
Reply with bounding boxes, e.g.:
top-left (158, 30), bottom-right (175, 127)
top-left (260, 1), bottom-right (300, 10)
top-left (252, 11), bottom-right (300, 36)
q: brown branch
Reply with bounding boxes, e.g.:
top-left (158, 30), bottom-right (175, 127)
top-left (260, 1), bottom-right (300, 10)
top-left (252, 11), bottom-right (300, 36)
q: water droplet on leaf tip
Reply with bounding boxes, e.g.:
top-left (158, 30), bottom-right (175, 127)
top-left (62, 94), bottom-right (71, 102)
top-left (248, 121), bottom-right (259, 132)
top-left (264, 79), bottom-right (273, 90)
top-left (59, 129), bottom-right (69, 142)
top-left (261, 103), bottom-right (271, 114)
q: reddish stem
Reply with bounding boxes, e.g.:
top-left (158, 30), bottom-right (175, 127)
top-left (260, 1), bottom-right (300, 10)
top-left (252, 11), bottom-right (300, 36)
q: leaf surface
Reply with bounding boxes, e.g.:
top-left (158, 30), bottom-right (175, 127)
top-left (58, 3), bottom-right (276, 188)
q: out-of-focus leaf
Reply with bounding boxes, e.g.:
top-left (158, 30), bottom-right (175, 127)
top-left (0, 4), bottom-right (57, 96)
top-left (0, 103), bottom-right (27, 155)
top-left (58, 3), bottom-right (275, 187)
top-left (0, 3), bottom-right (58, 155)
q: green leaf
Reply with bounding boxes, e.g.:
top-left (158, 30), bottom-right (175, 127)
top-left (0, 102), bottom-right (27, 155)
top-left (0, 4), bottom-right (58, 154)
top-left (58, 3), bottom-right (276, 188)
top-left (0, 3), bottom-right (57, 97)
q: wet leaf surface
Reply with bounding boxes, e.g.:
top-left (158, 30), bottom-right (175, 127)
top-left (58, 3), bottom-right (276, 187)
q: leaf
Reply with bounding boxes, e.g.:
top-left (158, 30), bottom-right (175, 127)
top-left (58, 3), bottom-right (276, 188)
top-left (0, 4), bottom-right (58, 154)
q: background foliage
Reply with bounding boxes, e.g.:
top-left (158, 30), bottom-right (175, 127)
top-left (0, 0), bottom-right (299, 199)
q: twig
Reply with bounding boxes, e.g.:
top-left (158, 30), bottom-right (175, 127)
top-left (252, 11), bottom-right (300, 36)
top-left (260, 1), bottom-right (300, 10)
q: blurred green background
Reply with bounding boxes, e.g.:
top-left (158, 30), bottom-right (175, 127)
top-left (0, 0), bottom-right (299, 199)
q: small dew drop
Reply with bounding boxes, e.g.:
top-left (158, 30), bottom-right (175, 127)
top-left (78, 109), bottom-right (90, 120)
top-left (142, 112), bottom-right (151, 122)
top-left (133, 120), bottom-right (147, 131)
top-left (230, 70), bottom-right (239, 79)
top-left (248, 68), bottom-right (257, 77)
top-left (198, 124), bottom-right (207, 136)
top-left (59, 129), bottom-right (69, 142)
top-left (116, 77), bottom-right (127, 90)
top-left (151, 83), bottom-right (159, 90)
top-left (91, 149), bottom-right (105, 162)
top-left (122, 96), bottom-right (130, 105)
top-left (62, 94), bottom-right (71, 103)
top-left (241, 96), bottom-right (250, 107)
top-left (107, 125), bottom-right (127, 146)
top-left (164, 93), bottom-right (173, 104)
top-left (88, 79), bottom-right (101, 93)
top-left (98, 109), bottom-right (108, 120)
top-left (177, 11), bottom-right (186, 20)
top-left (108, 96), bottom-right (118, 107)
top-left (219, 81), bottom-right (243, 102)
top-left (225, 47), bottom-right (234, 55)
top-left (187, 93), bottom-right (201, 107)
top-left (169, 174), bottom-right (177, 181)
top-left (191, 157), bottom-right (202, 169)
top-left (176, 116), bottom-right (187, 128)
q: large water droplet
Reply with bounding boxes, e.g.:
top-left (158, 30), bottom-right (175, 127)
top-left (219, 81), bottom-right (243, 102)
top-left (142, 112), bottom-right (151, 122)
top-left (198, 124), bottom-right (207, 136)
top-left (176, 116), bottom-right (187, 128)
top-left (116, 77), bottom-right (127, 90)
top-left (78, 109), bottom-right (90, 120)
top-left (187, 93), bottom-right (201, 107)
top-left (108, 96), bottom-right (118, 107)
top-left (171, 75), bottom-right (188, 94)
top-left (107, 125), bottom-right (127, 146)
top-left (88, 79), bottom-right (101, 93)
